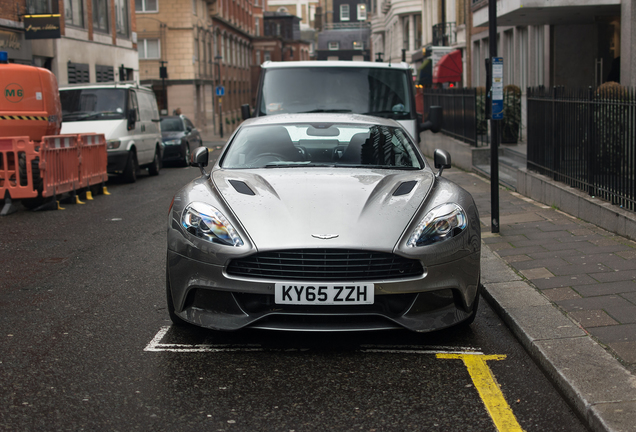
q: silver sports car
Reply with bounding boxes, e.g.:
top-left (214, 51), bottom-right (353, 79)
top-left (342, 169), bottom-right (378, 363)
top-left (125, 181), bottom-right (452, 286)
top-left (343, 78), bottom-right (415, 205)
top-left (167, 114), bottom-right (481, 333)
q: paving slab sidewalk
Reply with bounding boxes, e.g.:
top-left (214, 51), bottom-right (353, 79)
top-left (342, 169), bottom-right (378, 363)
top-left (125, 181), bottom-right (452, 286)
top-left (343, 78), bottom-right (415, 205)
top-left (447, 169), bottom-right (636, 432)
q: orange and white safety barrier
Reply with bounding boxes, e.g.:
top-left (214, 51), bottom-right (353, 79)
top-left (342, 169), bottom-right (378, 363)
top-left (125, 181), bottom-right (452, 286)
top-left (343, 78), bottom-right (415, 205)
top-left (0, 136), bottom-right (40, 200)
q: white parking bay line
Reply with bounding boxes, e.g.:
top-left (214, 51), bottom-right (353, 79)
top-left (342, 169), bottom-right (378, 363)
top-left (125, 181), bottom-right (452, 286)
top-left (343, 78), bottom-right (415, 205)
top-left (144, 326), bottom-right (483, 355)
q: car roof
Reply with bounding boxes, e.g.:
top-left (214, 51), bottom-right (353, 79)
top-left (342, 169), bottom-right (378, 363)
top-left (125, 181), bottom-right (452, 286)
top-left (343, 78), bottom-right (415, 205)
top-left (241, 113), bottom-right (403, 128)
top-left (261, 60), bottom-right (411, 71)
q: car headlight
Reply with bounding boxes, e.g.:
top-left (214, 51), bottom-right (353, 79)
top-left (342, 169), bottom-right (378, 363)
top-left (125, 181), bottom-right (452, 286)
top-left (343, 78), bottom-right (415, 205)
top-left (107, 139), bottom-right (121, 149)
top-left (164, 139), bottom-right (181, 145)
top-left (407, 203), bottom-right (467, 247)
top-left (181, 202), bottom-right (244, 247)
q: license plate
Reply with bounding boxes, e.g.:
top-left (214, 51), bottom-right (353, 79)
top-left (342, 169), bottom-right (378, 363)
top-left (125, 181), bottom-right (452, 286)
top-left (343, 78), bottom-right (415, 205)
top-left (274, 283), bottom-right (374, 305)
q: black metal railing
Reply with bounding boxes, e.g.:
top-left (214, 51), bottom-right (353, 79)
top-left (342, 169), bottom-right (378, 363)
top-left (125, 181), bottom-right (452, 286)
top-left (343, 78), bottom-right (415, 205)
top-left (432, 22), bottom-right (456, 47)
top-left (527, 86), bottom-right (636, 211)
top-left (421, 88), bottom-right (489, 147)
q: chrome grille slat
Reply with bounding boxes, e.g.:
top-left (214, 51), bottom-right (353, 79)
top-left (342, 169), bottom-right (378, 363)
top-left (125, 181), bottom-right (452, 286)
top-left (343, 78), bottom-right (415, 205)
top-left (227, 249), bottom-right (423, 281)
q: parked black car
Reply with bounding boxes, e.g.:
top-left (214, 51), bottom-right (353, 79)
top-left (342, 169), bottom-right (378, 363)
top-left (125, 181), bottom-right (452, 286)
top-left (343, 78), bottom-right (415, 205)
top-left (160, 115), bottom-right (203, 166)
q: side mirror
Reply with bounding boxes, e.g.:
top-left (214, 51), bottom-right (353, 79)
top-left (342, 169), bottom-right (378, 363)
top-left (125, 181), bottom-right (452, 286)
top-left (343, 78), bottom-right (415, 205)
top-left (127, 109), bottom-right (137, 131)
top-left (433, 148), bottom-right (451, 177)
top-left (420, 106), bottom-right (442, 133)
top-left (241, 104), bottom-right (251, 120)
top-left (190, 146), bottom-right (210, 178)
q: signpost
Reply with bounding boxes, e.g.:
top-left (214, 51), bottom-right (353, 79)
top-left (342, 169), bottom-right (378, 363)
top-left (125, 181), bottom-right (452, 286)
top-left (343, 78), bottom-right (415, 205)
top-left (488, 0), bottom-right (500, 233)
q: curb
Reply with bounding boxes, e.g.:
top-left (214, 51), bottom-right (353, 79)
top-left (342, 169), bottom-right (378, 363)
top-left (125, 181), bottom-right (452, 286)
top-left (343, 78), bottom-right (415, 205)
top-left (480, 242), bottom-right (636, 432)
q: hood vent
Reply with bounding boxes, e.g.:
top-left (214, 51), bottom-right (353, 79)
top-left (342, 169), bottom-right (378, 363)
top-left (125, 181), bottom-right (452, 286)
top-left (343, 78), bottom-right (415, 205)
top-left (393, 180), bottom-right (417, 196)
top-left (228, 179), bottom-right (255, 196)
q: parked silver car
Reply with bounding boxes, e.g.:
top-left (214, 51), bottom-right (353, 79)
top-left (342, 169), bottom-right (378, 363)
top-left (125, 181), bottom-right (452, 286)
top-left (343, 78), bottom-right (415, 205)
top-left (166, 114), bottom-right (481, 333)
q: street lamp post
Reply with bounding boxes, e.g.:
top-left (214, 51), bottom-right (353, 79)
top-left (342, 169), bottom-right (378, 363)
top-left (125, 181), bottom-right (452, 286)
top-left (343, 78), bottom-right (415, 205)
top-left (215, 55), bottom-right (223, 138)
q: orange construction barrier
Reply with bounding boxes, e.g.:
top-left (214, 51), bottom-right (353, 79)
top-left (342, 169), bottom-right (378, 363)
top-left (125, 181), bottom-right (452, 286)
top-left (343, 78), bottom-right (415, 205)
top-left (39, 135), bottom-right (80, 198)
top-left (0, 136), bottom-right (40, 200)
top-left (77, 133), bottom-right (107, 190)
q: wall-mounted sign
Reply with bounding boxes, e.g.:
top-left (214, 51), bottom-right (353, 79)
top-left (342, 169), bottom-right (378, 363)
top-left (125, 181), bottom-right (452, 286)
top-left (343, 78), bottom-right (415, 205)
top-left (24, 15), bottom-right (61, 40)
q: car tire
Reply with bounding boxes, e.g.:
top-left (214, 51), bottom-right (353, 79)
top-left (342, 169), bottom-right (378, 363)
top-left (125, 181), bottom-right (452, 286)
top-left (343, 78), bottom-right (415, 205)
top-left (460, 283), bottom-right (482, 328)
top-left (181, 143), bottom-right (191, 167)
top-left (148, 147), bottom-right (161, 176)
top-left (166, 269), bottom-right (188, 326)
top-left (122, 150), bottom-right (138, 183)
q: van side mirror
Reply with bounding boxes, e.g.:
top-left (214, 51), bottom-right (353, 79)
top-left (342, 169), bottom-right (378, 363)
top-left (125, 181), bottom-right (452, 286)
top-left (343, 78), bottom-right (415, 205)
top-left (127, 109), bottom-right (137, 131)
top-left (241, 104), bottom-right (251, 120)
top-left (190, 146), bottom-right (210, 178)
top-left (420, 106), bottom-right (442, 133)
top-left (433, 148), bottom-right (451, 177)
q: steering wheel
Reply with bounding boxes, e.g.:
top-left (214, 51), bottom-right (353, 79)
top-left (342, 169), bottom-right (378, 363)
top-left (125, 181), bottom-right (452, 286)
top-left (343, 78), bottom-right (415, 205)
top-left (250, 152), bottom-right (288, 166)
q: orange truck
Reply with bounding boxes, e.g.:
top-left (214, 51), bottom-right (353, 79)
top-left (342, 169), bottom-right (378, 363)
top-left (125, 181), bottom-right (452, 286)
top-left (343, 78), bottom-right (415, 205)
top-left (0, 51), bottom-right (107, 215)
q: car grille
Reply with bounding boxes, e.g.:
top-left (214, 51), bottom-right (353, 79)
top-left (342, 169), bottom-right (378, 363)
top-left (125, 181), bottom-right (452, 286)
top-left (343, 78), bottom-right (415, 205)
top-left (226, 249), bottom-right (424, 281)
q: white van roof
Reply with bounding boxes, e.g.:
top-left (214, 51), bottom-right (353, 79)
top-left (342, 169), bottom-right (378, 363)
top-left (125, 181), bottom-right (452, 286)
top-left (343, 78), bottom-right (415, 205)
top-left (59, 81), bottom-right (154, 91)
top-left (261, 61), bottom-right (411, 70)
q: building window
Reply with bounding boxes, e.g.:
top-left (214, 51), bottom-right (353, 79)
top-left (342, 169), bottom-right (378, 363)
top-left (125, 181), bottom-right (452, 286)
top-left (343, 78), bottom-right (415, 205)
top-left (67, 62), bottom-right (89, 83)
top-left (256, 50), bottom-right (261, 65)
top-left (328, 41), bottom-right (339, 50)
top-left (139, 39), bottom-right (161, 59)
top-left (93, 0), bottom-right (109, 32)
top-left (95, 65), bottom-right (114, 82)
top-left (192, 0), bottom-right (197, 15)
top-left (414, 14), bottom-right (422, 48)
top-left (255, 17), bottom-right (260, 36)
top-left (357, 4), bottom-right (366, 21)
top-left (340, 4), bottom-right (350, 21)
top-left (30, 0), bottom-right (59, 14)
top-left (135, 0), bottom-right (157, 13)
top-left (534, 25), bottom-right (544, 86)
top-left (115, 0), bottom-right (129, 36)
top-left (264, 51), bottom-right (271, 62)
top-left (402, 16), bottom-right (410, 51)
top-left (353, 41), bottom-right (363, 50)
top-left (65, 0), bottom-right (84, 28)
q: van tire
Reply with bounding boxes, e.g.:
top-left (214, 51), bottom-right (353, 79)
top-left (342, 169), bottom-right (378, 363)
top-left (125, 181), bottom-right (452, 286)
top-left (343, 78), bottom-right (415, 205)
top-left (122, 151), bottom-right (138, 183)
top-left (19, 155), bottom-right (45, 210)
top-left (148, 147), bottom-right (161, 176)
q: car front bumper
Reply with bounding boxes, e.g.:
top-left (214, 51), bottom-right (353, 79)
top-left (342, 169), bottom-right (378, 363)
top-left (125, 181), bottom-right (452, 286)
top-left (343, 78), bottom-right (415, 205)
top-left (167, 249), bottom-right (480, 332)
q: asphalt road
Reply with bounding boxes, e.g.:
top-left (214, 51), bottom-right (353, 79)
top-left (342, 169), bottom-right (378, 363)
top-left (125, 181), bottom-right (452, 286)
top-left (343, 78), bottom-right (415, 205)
top-left (0, 154), bottom-right (589, 431)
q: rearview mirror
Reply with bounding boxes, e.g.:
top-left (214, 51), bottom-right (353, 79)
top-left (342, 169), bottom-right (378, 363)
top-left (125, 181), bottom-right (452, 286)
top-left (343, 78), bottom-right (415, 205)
top-left (190, 146), bottom-right (210, 178)
top-left (433, 148), bottom-right (451, 177)
top-left (420, 106), bottom-right (442, 133)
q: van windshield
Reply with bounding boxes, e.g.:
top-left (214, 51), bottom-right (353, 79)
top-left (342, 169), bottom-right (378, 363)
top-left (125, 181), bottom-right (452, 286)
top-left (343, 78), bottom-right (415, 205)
top-left (260, 67), bottom-right (413, 120)
top-left (60, 89), bottom-right (127, 121)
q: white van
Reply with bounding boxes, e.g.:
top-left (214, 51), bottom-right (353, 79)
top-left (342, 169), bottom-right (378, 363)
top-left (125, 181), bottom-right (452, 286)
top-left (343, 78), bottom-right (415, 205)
top-left (243, 61), bottom-right (441, 143)
top-left (59, 82), bottom-right (163, 182)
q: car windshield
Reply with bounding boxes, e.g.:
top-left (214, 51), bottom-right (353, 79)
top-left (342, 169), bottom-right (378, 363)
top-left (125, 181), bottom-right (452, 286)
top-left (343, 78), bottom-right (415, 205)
top-left (161, 117), bottom-right (184, 132)
top-left (221, 123), bottom-right (423, 169)
top-left (60, 89), bottom-right (127, 121)
top-left (260, 67), bottom-right (412, 120)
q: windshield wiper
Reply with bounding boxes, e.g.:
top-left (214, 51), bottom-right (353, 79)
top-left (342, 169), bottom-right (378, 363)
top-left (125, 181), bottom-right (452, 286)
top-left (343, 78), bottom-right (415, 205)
top-left (263, 162), bottom-right (335, 168)
top-left (62, 112), bottom-right (102, 121)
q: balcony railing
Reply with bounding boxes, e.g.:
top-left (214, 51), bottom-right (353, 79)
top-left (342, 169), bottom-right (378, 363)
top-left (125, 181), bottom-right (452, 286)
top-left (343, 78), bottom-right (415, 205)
top-left (432, 22), bottom-right (456, 47)
top-left (323, 22), bottom-right (371, 30)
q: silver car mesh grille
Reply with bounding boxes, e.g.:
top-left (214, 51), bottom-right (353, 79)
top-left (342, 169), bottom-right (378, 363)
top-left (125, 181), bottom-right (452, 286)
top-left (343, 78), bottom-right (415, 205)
top-left (226, 249), bottom-right (424, 281)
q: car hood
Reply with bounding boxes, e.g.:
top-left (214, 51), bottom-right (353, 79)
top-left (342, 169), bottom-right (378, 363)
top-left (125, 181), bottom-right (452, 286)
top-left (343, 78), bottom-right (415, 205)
top-left (212, 168), bottom-right (435, 251)
top-left (162, 131), bottom-right (185, 140)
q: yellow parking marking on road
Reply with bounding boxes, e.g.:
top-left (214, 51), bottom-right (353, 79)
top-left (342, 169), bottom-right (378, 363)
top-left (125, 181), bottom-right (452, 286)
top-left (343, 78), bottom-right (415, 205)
top-left (437, 353), bottom-right (524, 432)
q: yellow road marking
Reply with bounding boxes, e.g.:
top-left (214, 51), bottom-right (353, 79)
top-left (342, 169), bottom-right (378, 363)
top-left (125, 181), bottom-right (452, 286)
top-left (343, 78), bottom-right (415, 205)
top-left (437, 353), bottom-right (524, 432)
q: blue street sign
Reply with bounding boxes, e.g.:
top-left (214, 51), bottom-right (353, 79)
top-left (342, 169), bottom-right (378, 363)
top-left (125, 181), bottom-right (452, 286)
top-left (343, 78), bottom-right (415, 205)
top-left (491, 57), bottom-right (504, 120)
top-left (216, 86), bottom-right (225, 97)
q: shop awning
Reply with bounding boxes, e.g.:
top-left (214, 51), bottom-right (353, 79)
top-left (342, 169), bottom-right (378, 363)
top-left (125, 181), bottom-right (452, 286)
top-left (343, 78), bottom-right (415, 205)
top-left (433, 49), bottom-right (462, 84)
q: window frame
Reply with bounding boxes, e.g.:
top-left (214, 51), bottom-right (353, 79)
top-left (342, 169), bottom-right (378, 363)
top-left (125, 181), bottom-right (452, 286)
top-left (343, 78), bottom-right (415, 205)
top-left (139, 38), bottom-right (161, 60)
top-left (135, 0), bottom-right (158, 13)
top-left (340, 4), bottom-right (350, 21)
